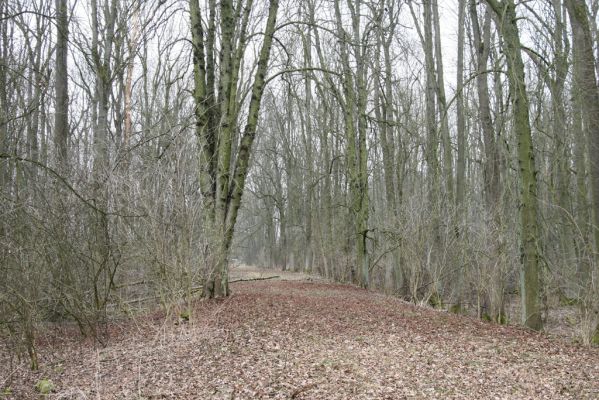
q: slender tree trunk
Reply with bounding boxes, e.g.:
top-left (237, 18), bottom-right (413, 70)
top-left (471, 1), bottom-right (504, 322)
top-left (375, 2), bottom-right (403, 293)
top-left (90, 0), bottom-right (118, 313)
top-left (565, 0), bottom-right (599, 342)
top-left (432, 0), bottom-right (453, 201)
top-left (0, 1), bottom-right (7, 190)
top-left (414, 0), bottom-right (441, 245)
top-left (549, 0), bottom-right (575, 290)
top-left (333, 0), bottom-right (370, 288)
top-left (301, 17), bottom-right (314, 273)
top-left (122, 5), bottom-right (139, 164)
top-left (454, 0), bottom-right (466, 310)
top-left (354, 1), bottom-right (370, 289)
top-left (54, 0), bottom-right (69, 169)
top-left (471, 5), bottom-right (500, 214)
top-left (425, 1), bottom-right (437, 202)
top-left (566, 0), bottom-right (599, 253)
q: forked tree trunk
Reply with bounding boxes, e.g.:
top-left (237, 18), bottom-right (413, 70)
top-left (190, 0), bottom-right (279, 297)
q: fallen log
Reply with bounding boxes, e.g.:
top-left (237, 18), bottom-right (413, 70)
top-left (229, 275), bottom-right (280, 283)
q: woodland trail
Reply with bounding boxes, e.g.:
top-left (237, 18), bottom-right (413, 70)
top-left (1, 272), bottom-right (598, 399)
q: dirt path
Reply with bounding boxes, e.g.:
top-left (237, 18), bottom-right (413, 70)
top-left (1, 277), bottom-right (598, 399)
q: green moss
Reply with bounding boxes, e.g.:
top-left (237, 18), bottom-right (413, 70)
top-left (482, 312), bottom-right (508, 324)
top-left (179, 310), bottom-right (190, 321)
top-left (449, 304), bottom-right (464, 314)
top-left (559, 295), bottom-right (580, 306)
top-left (1, 387), bottom-right (12, 398)
top-left (565, 315), bottom-right (578, 326)
top-left (592, 325), bottom-right (599, 346)
top-left (496, 312), bottom-right (508, 325)
top-left (35, 379), bottom-right (54, 395)
top-left (428, 292), bottom-right (444, 309)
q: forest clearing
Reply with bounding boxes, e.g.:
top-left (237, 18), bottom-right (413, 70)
top-left (1, 266), bottom-right (598, 399)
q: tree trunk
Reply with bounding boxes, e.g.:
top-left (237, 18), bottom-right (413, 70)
top-left (471, 0), bottom-right (504, 322)
top-left (191, 0), bottom-right (279, 297)
top-left (454, 0), bottom-right (466, 310)
top-left (565, 0), bottom-right (599, 341)
top-left (432, 0), bottom-right (453, 202)
top-left (565, 0), bottom-right (599, 254)
top-left (424, 0), bottom-right (438, 213)
top-left (333, 0), bottom-right (370, 288)
top-left (486, 0), bottom-right (543, 331)
top-left (90, 0), bottom-right (118, 313)
top-left (54, 0), bottom-right (68, 169)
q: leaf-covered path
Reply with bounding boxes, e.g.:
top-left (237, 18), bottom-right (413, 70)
top-left (2, 278), bottom-right (599, 399)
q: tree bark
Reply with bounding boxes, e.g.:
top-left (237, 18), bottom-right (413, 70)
top-left (54, 0), bottom-right (69, 169)
top-left (565, 0), bottom-right (599, 340)
top-left (334, 0), bottom-right (370, 288)
top-left (565, 0), bottom-right (599, 254)
top-left (485, 0), bottom-right (543, 331)
top-left (432, 0), bottom-right (453, 201)
top-left (471, 0), bottom-right (504, 322)
top-left (454, 0), bottom-right (466, 309)
top-left (191, 0), bottom-right (279, 297)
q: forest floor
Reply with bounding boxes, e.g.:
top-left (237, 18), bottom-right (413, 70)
top-left (1, 266), bottom-right (599, 399)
